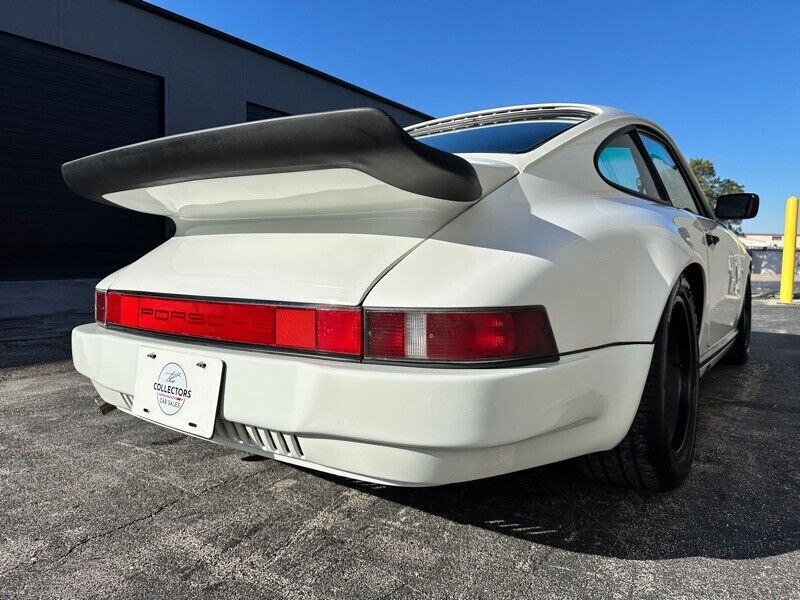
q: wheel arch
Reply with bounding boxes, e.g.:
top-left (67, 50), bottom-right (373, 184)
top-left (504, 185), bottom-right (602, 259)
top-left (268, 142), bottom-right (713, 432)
top-left (681, 262), bottom-right (705, 335)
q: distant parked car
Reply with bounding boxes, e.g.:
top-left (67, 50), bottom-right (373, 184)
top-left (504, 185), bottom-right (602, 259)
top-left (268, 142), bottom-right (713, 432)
top-left (64, 104), bottom-right (758, 490)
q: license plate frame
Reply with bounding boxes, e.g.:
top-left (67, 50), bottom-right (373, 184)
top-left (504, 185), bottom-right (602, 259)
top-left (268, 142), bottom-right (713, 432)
top-left (131, 347), bottom-right (223, 439)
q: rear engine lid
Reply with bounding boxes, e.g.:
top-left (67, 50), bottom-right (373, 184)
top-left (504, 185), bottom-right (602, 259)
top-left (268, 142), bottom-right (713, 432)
top-left (63, 108), bottom-right (517, 305)
top-left (100, 158), bottom-right (514, 306)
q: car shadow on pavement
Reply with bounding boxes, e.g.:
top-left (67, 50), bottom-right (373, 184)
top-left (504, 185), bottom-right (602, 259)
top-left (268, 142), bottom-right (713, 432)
top-left (318, 330), bottom-right (800, 561)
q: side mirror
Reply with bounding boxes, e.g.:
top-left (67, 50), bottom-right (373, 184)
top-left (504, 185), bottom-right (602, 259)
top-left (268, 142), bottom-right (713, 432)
top-left (715, 193), bottom-right (759, 220)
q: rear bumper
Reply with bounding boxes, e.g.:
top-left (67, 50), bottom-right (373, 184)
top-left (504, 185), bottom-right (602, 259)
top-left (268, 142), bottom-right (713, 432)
top-left (72, 324), bottom-right (653, 486)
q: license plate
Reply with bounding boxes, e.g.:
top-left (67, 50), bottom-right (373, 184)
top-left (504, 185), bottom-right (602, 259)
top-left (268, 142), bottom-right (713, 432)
top-left (131, 347), bottom-right (223, 438)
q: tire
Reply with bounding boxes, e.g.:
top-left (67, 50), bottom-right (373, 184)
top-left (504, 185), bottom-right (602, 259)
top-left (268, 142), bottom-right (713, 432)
top-left (722, 277), bottom-right (751, 365)
top-left (578, 275), bottom-right (699, 492)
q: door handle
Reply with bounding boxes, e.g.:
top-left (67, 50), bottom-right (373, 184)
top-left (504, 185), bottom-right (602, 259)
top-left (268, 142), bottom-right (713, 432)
top-left (705, 233), bottom-right (720, 247)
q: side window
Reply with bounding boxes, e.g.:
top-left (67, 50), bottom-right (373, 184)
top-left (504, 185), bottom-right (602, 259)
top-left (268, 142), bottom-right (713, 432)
top-left (597, 133), bottom-right (660, 199)
top-left (639, 133), bottom-right (700, 214)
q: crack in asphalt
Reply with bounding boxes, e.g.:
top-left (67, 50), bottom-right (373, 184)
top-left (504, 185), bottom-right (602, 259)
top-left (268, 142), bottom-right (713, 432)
top-left (261, 487), bottom-right (356, 569)
top-left (55, 497), bottom-right (184, 564)
top-left (0, 469), bottom-right (265, 579)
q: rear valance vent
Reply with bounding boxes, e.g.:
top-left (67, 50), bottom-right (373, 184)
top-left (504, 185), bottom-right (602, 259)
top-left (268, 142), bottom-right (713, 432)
top-left (216, 419), bottom-right (304, 458)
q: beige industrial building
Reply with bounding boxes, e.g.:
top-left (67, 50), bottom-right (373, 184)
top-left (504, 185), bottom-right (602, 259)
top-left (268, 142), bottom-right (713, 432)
top-left (741, 233), bottom-right (800, 250)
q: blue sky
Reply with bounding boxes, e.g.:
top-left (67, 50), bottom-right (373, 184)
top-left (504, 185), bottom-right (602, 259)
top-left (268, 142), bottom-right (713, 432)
top-left (151, 0), bottom-right (799, 232)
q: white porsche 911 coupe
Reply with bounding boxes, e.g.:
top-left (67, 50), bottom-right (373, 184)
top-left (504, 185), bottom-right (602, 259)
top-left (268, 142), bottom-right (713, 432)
top-left (64, 104), bottom-right (759, 491)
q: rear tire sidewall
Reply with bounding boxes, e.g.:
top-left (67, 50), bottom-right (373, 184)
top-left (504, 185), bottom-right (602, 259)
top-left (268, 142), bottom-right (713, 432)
top-left (652, 278), bottom-right (699, 484)
top-left (723, 277), bottom-right (751, 364)
top-left (739, 278), bottom-right (752, 356)
top-left (575, 275), bottom-right (702, 491)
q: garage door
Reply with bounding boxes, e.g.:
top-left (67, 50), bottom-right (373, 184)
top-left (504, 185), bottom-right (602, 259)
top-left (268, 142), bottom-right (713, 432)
top-left (0, 32), bottom-right (165, 279)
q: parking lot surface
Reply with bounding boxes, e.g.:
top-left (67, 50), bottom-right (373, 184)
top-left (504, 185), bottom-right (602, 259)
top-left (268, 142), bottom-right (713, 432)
top-left (1, 284), bottom-right (798, 599)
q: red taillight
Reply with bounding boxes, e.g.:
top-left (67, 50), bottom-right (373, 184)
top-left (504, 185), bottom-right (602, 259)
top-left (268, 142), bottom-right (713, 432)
top-left (366, 308), bottom-right (557, 364)
top-left (95, 290), bottom-right (106, 325)
top-left (101, 292), bottom-right (361, 357)
top-left (96, 291), bottom-right (557, 365)
top-left (317, 309), bottom-right (362, 355)
top-left (365, 311), bottom-right (406, 358)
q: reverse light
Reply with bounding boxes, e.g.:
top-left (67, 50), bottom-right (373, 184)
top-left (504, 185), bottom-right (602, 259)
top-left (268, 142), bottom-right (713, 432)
top-left (365, 307), bottom-right (557, 364)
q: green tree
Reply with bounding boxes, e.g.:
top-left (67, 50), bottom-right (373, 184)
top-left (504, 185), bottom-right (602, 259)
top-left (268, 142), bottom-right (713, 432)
top-left (688, 158), bottom-right (746, 233)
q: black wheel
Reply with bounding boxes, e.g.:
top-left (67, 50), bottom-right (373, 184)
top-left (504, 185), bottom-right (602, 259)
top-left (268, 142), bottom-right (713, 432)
top-left (578, 275), bottom-right (699, 491)
top-left (722, 277), bottom-right (751, 365)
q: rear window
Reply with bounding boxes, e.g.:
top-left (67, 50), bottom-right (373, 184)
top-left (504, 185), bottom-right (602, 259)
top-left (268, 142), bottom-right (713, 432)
top-left (415, 121), bottom-right (576, 154)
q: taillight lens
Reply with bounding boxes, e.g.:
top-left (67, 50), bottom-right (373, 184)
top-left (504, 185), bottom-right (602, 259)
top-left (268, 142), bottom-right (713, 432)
top-left (95, 291), bottom-right (557, 365)
top-left (100, 292), bottom-right (361, 356)
top-left (95, 290), bottom-right (107, 325)
top-left (365, 308), bottom-right (557, 364)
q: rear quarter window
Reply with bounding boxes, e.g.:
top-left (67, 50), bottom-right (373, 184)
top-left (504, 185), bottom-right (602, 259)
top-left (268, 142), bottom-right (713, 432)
top-left (596, 132), bottom-right (660, 199)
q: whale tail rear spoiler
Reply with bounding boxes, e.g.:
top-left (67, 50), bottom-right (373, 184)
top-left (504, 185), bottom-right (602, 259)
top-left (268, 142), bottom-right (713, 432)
top-left (61, 108), bottom-right (517, 225)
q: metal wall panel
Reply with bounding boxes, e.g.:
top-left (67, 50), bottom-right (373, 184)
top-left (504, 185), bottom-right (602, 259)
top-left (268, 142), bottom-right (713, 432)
top-left (0, 32), bottom-right (165, 279)
top-left (246, 102), bottom-right (289, 121)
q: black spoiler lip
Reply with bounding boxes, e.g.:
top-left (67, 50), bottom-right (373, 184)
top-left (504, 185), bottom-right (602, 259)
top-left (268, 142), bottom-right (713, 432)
top-left (61, 108), bottom-right (482, 203)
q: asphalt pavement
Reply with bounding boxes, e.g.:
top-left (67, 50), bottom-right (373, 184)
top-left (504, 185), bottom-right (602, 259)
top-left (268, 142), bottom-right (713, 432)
top-left (0, 282), bottom-right (798, 599)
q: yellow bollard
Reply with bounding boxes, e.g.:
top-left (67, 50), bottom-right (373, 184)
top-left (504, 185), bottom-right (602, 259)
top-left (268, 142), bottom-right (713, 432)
top-left (779, 196), bottom-right (798, 304)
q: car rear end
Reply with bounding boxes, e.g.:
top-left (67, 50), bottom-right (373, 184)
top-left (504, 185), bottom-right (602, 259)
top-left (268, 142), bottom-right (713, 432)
top-left (67, 107), bottom-right (651, 485)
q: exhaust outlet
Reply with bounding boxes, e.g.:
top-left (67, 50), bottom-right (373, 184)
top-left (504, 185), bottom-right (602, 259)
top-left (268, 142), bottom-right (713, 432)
top-left (94, 397), bottom-right (117, 415)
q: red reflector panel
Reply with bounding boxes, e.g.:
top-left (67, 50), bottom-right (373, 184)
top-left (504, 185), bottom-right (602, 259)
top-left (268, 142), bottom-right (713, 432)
top-left (136, 296), bottom-right (276, 345)
top-left (107, 292), bottom-right (122, 324)
top-left (366, 307), bottom-right (557, 363)
top-left (103, 292), bottom-right (361, 356)
top-left (317, 309), bottom-right (362, 355)
top-left (275, 307), bottom-right (315, 350)
top-left (95, 290), bottom-right (106, 325)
